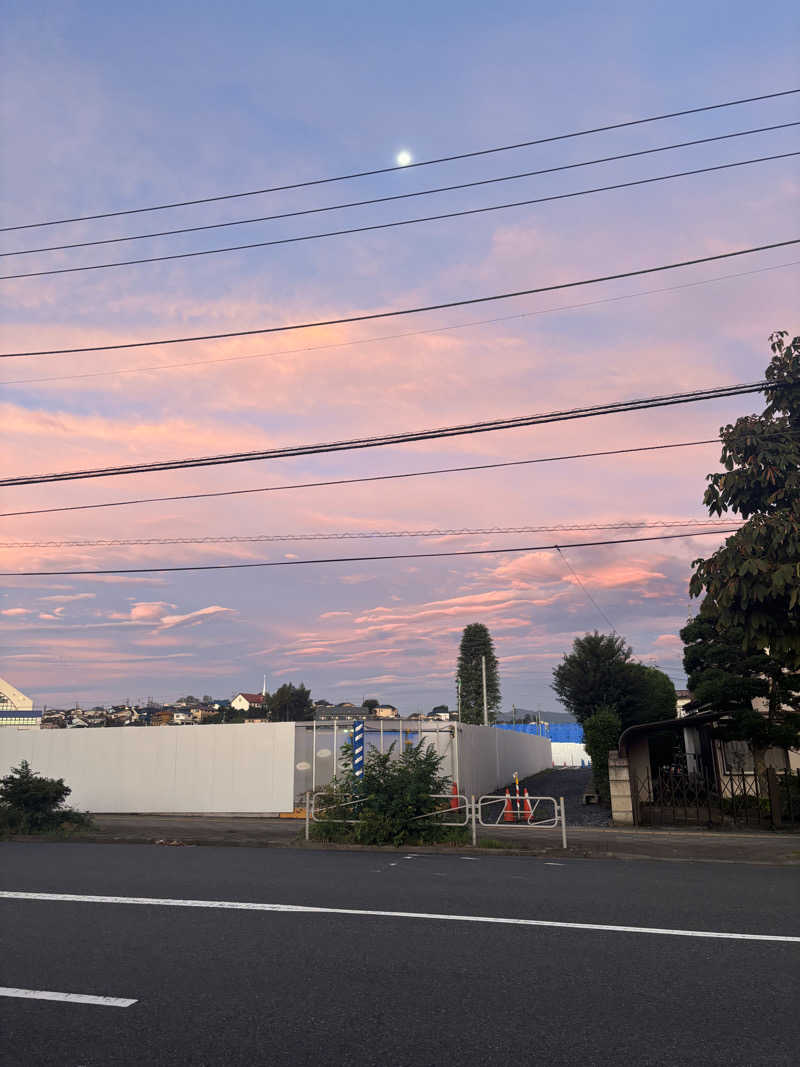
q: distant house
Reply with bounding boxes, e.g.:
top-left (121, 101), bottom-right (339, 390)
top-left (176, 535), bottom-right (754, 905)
top-left (374, 704), bottom-right (399, 719)
top-left (231, 692), bottom-right (268, 714)
top-left (314, 702), bottom-right (367, 721)
top-left (428, 705), bottom-right (451, 721)
top-left (190, 707), bottom-right (217, 723)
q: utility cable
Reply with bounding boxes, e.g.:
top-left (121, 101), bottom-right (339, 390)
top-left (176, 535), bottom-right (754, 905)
top-left (4, 87), bottom-right (797, 232)
top-left (0, 529), bottom-right (743, 577)
top-left (556, 545), bottom-right (618, 632)
top-left (4, 238), bottom-right (797, 358)
top-left (2, 259), bottom-right (797, 388)
top-left (0, 518), bottom-right (743, 550)
top-left (6, 123), bottom-right (796, 258)
top-left (0, 381), bottom-right (771, 487)
top-left (0, 438), bottom-right (731, 519)
top-left (3, 151), bottom-right (796, 281)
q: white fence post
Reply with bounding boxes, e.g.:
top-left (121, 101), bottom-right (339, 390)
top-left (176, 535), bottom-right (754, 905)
top-left (560, 796), bottom-right (567, 849)
top-left (471, 795), bottom-right (477, 846)
top-left (305, 790), bottom-right (310, 842)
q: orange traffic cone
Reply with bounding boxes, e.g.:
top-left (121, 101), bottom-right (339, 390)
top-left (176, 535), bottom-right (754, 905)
top-left (450, 781), bottom-right (460, 810)
top-left (503, 788), bottom-right (514, 822)
top-left (523, 789), bottom-right (534, 821)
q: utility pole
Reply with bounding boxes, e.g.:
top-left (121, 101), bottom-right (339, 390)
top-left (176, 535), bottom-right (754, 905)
top-left (512, 703), bottom-right (517, 725)
top-left (481, 656), bottom-right (488, 726)
top-left (457, 675), bottom-right (462, 723)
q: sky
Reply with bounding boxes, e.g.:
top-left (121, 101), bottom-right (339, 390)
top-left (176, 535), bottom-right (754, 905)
top-left (1, 1), bottom-right (798, 712)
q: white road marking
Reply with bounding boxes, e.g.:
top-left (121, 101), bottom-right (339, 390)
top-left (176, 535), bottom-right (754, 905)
top-left (0, 986), bottom-right (136, 1008)
top-left (545, 862), bottom-right (565, 867)
top-left (1, 890), bottom-right (798, 944)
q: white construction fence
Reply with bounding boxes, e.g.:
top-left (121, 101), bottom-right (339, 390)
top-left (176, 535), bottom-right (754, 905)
top-left (0, 719), bottom-right (551, 814)
top-left (293, 719), bottom-right (551, 801)
top-left (0, 723), bottom-right (295, 814)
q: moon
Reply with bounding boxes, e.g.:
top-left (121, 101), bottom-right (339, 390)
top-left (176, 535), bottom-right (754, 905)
top-left (396, 150), bottom-right (412, 167)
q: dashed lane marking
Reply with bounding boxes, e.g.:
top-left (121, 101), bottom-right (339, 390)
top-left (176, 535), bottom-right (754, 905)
top-left (0, 987), bottom-right (136, 1008)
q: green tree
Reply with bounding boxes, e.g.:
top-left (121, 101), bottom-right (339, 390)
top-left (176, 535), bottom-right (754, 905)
top-left (269, 682), bottom-right (313, 722)
top-left (551, 631), bottom-right (631, 724)
top-left (623, 663), bottom-right (677, 727)
top-left (688, 331), bottom-right (800, 762)
top-left (681, 598), bottom-right (800, 766)
top-left (582, 706), bottom-right (622, 803)
top-left (552, 631), bottom-right (675, 728)
top-left (362, 698), bottom-right (379, 712)
top-left (457, 623), bottom-right (500, 724)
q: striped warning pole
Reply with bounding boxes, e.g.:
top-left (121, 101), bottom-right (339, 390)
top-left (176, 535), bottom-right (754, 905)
top-left (352, 720), bottom-right (365, 781)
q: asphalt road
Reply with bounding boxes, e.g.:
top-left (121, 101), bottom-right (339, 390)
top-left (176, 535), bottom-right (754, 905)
top-left (1, 843), bottom-right (798, 1066)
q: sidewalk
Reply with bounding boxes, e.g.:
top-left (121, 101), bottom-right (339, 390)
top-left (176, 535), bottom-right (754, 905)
top-left (21, 813), bottom-right (799, 864)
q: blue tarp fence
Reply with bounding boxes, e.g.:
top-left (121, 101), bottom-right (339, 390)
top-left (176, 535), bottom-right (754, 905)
top-left (495, 722), bottom-right (583, 743)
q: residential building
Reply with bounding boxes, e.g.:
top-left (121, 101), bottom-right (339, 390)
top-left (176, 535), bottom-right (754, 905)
top-left (231, 692), bottom-right (268, 714)
top-left (374, 704), bottom-right (399, 719)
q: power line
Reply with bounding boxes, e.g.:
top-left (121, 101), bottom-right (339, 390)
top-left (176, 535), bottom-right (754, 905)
top-left (0, 518), bottom-right (742, 550)
top-left (7, 123), bottom-right (797, 258)
top-left (556, 545), bottom-right (618, 632)
top-left (4, 238), bottom-right (797, 358)
top-left (0, 529), bottom-right (742, 578)
top-left (0, 438), bottom-right (729, 519)
top-left (3, 151), bottom-right (796, 281)
top-left (5, 87), bottom-right (797, 232)
top-left (0, 381), bottom-right (770, 487)
top-left (3, 259), bottom-right (797, 388)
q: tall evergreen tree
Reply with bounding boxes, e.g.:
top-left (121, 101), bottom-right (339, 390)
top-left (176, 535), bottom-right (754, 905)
top-left (457, 623), bottom-right (500, 724)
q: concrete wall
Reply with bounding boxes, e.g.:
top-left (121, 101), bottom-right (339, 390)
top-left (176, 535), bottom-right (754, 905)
top-left (0, 723), bottom-right (296, 814)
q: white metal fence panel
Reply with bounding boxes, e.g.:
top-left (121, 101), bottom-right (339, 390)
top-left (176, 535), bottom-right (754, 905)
top-left (0, 723), bottom-right (296, 813)
top-left (296, 720), bottom-right (551, 799)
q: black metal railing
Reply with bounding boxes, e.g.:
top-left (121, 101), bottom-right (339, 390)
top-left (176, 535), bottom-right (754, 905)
top-left (632, 767), bottom-right (800, 830)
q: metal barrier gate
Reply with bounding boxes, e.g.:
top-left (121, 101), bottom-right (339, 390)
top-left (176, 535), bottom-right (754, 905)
top-left (306, 791), bottom-right (566, 848)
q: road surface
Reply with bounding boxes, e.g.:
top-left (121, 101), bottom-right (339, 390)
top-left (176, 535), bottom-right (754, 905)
top-left (1, 843), bottom-right (798, 1065)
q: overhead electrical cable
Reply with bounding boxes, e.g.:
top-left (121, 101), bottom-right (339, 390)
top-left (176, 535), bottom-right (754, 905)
top-left (3, 259), bottom-right (797, 388)
top-left (0, 381), bottom-right (773, 488)
top-left (0, 529), bottom-right (743, 578)
top-left (4, 87), bottom-right (797, 232)
top-left (6, 123), bottom-right (797, 258)
top-left (0, 519), bottom-right (743, 549)
top-left (4, 238), bottom-right (798, 359)
top-left (556, 545), bottom-right (618, 632)
top-left (0, 438), bottom-right (735, 520)
top-left (3, 151), bottom-right (796, 281)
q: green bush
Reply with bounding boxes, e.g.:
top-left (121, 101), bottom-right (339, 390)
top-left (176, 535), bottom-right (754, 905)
top-left (311, 740), bottom-right (467, 847)
top-left (582, 706), bottom-right (622, 804)
top-left (0, 760), bottom-right (94, 834)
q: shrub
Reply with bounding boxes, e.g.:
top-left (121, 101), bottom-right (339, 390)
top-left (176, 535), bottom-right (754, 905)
top-left (582, 706), bottom-right (622, 804)
top-left (311, 740), bottom-right (466, 846)
top-left (0, 760), bottom-right (93, 834)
